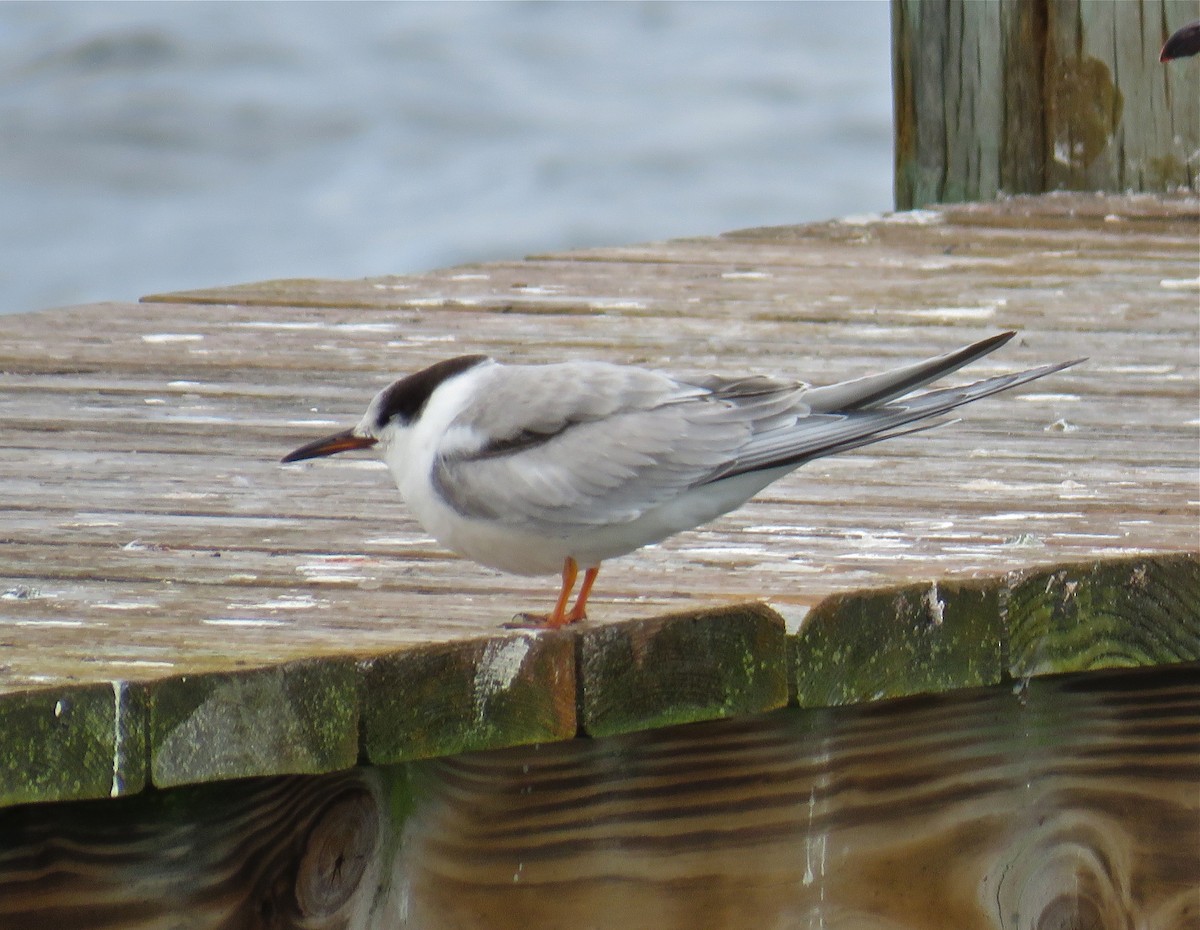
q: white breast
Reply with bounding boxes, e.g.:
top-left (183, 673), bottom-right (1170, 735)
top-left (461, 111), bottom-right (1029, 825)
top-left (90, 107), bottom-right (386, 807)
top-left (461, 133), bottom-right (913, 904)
top-left (373, 367), bottom-right (571, 575)
top-left (371, 365), bottom-right (792, 576)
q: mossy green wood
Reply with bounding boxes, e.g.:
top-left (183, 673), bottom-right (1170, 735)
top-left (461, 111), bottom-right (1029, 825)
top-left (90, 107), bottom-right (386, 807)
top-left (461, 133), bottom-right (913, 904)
top-left (790, 578), bottom-right (1005, 708)
top-left (0, 681), bottom-right (146, 806)
top-left (578, 602), bottom-right (788, 738)
top-left (362, 632), bottom-right (576, 763)
top-left (149, 659), bottom-right (358, 788)
top-left (1006, 554), bottom-right (1200, 679)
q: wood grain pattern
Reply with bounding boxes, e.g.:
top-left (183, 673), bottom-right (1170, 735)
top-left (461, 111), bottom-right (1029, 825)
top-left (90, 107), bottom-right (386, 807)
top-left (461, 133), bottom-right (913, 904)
top-left (0, 665), bottom-right (1194, 929)
top-left (1007, 553), bottom-right (1200, 677)
top-left (406, 666), bottom-right (1200, 930)
top-left (791, 575), bottom-right (1005, 705)
top-left (792, 553), bottom-right (1200, 707)
top-left (0, 192), bottom-right (1196, 802)
top-left (893, 0), bottom-right (1199, 208)
top-left (0, 769), bottom-right (393, 929)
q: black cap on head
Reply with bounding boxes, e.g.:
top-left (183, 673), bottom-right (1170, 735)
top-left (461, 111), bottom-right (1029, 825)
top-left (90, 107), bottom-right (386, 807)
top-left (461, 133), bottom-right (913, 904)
top-left (370, 355), bottom-right (489, 430)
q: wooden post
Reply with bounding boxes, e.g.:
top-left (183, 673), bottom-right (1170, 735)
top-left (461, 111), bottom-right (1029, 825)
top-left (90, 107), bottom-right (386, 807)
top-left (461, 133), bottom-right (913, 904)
top-left (893, 0), bottom-right (1200, 209)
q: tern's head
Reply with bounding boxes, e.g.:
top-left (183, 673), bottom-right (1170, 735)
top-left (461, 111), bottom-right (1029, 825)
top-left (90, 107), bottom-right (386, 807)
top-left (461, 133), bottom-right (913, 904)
top-left (281, 354), bottom-right (490, 464)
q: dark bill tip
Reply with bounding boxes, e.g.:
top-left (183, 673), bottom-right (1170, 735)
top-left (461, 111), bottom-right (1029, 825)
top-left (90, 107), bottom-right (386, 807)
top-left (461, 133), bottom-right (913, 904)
top-left (281, 428), bottom-right (377, 464)
top-left (1161, 20), bottom-right (1200, 61)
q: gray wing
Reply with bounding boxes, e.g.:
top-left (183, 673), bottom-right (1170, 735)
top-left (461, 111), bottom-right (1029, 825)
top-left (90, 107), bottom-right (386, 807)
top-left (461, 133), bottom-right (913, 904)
top-left (432, 360), bottom-right (808, 530)
top-left (432, 336), bottom-right (1079, 531)
top-left (703, 359), bottom-right (1078, 483)
top-left (702, 332), bottom-right (1081, 481)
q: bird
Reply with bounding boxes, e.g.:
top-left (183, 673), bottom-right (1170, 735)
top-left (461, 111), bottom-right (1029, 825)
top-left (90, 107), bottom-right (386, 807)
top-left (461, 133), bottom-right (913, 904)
top-left (282, 331), bottom-right (1079, 629)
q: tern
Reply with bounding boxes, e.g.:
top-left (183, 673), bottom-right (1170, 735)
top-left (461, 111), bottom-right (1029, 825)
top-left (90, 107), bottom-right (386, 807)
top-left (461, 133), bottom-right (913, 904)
top-left (282, 331), bottom-right (1078, 628)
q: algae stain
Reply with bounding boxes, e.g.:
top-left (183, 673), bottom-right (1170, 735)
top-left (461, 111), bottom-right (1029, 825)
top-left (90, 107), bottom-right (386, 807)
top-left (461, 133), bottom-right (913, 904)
top-left (1049, 56), bottom-right (1124, 172)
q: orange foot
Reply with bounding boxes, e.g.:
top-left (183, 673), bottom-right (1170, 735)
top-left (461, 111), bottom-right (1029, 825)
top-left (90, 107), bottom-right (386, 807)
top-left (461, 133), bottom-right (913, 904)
top-left (503, 558), bottom-right (600, 629)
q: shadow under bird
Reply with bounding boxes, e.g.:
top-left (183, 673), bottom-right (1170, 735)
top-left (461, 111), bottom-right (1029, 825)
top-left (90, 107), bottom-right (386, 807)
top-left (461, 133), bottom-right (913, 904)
top-left (282, 331), bottom-right (1079, 628)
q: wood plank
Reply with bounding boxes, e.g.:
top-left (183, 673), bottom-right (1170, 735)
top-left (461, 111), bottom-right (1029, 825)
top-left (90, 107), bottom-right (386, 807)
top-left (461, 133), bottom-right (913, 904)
top-left (790, 576), bottom-right (1004, 705)
top-left (792, 553), bottom-right (1200, 707)
top-left (0, 192), bottom-right (1196, 803)
top-left (0, 768), bottom-right (392, 928)
top-left (1007, 552), bottom-right (1200, 677)
top-left (0, 665), bottom-right (1193, 928)
top-left (404, 667), bottom-right (1200, 930)
top-left (148, 658), bottom-right (359, 787)
top-left (361, 632), bottom-right (576, 764)
top-left (578, 602), bottom-right (787, 738)
top-left (0, 681), bottom-right (145, 807)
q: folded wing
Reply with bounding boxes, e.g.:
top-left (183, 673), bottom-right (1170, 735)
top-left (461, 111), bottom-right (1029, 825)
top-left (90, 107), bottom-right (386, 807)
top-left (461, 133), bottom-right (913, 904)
top-left (432, 335), bottom-right (1077, 533)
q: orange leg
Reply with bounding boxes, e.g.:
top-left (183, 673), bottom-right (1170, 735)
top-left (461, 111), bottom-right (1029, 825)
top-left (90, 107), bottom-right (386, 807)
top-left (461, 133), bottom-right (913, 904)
top-left (544, 556), bottom-right (580, 628)
top-left (506, 556), bottom-right (580, 629)
top-left (565, 565), bottom-right (600, 624)
top-left (505, 558), bottom-right (601, 629)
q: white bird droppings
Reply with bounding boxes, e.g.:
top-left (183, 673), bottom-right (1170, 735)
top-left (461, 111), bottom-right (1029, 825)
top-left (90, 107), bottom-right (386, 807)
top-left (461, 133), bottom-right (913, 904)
top-left (474, 637), bottom-right (532, 703)
top-left (110, 681), bottom-right (127, 797)
top-left (923, 582), bottom-right (945, 626)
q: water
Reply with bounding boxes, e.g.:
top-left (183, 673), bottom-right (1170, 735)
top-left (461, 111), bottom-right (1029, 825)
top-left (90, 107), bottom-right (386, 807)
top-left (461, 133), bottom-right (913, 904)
top-left (0, 1), bottom-right (893, 317)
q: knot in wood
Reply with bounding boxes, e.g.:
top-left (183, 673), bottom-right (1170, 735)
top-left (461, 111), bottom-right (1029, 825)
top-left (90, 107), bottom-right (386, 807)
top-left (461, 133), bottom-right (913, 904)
top-left (294, 788), bottom-right (379, 919)
top-left (1035, 893), bottom-right (1109, 930)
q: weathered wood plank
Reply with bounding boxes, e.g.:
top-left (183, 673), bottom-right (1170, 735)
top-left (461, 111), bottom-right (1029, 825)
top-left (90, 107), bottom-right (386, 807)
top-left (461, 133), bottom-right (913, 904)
top-left (0, 192), bottom-right (1195, 803)
top-left (1007, 552), bottom-right (1200, 677)
top-left (0, 665), bottom-right (1194, 928)
top-left (148, 659), bottom-right (359, 787)
top-left (577, 602), bottom-right (787, 738)
top-left (790, 576), bottom-right (1005, 705)
top-left (0, 682), bottom-right (145, 807)
top-left (791, 553), bottom-right (1200, 707)
top-left (361, 632), bottom-right (576, 764)
top-left (893, 1), bottom-right (1200, 208)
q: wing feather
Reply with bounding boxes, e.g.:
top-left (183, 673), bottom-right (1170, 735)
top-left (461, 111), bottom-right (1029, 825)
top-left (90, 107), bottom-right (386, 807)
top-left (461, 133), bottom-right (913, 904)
top-left (429, 341), bottom-right (1078, 534)
top-left (703, 360), bottom-right (1078, 483)
top-left (432, 362), bottom-right (805, 530)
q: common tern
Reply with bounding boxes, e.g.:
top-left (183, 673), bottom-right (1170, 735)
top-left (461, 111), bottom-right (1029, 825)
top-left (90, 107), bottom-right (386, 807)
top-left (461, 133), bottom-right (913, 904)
top-left (282, 331), bottom-right (1078, 627)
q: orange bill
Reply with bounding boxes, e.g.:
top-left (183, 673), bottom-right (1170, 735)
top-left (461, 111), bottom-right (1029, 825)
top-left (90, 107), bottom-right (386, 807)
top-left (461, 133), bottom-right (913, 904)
top-left (281, 428), bottom-right (377, 463)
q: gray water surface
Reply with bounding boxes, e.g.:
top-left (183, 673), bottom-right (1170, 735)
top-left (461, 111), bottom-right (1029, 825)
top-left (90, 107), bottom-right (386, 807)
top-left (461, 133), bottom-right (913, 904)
top-left (0, 1), bottom-right (893, 316)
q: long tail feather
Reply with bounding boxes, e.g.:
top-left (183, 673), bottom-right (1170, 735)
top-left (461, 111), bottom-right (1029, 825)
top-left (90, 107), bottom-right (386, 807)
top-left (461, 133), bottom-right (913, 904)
top-left (707, 356), bottom-right (1082, 483)
top-left (803, 331), bottom-right (1016, 413)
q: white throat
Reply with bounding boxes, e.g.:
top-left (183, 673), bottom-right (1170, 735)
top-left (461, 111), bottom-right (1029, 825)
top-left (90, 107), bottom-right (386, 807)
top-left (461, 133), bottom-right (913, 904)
top-left (372, 363), bottom-right (494, 503)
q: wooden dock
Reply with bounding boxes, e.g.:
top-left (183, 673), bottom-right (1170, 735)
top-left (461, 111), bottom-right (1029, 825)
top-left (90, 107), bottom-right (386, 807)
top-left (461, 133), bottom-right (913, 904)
top-left (1, 191), bottom-right (1196, 810)
top-left (4, 0), bottom-right (1198, 918)
top-left (1, 192), bottom-right (1198, 926)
